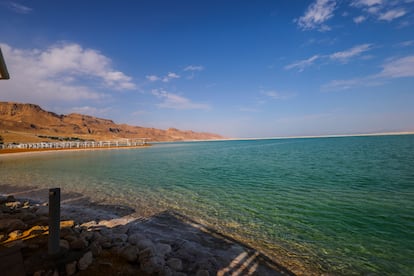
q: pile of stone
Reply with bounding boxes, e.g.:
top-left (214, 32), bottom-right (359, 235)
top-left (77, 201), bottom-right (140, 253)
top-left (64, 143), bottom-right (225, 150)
top-left (0, 195), bottom-right (212, 276)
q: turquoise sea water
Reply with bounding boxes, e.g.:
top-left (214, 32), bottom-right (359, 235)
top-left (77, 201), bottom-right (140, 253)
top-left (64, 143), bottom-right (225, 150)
top-left (1, 135), bottom-right (413, 274)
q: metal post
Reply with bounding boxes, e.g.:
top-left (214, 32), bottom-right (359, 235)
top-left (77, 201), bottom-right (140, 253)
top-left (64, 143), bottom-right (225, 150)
top-left (48, 188), bottom-right (60, 256)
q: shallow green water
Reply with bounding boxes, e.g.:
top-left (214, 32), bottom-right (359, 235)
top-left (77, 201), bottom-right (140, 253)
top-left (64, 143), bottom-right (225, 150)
top-left (1, 135), bottom-right (413, 274)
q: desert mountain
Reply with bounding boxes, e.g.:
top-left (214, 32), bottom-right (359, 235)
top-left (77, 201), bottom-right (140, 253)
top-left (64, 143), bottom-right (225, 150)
top-left (0, 102), bottom-right (223, 143)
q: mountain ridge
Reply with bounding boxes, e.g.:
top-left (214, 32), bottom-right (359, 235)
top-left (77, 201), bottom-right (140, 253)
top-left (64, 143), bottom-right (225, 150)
top-left (0, 102), bottom-right (224, 143)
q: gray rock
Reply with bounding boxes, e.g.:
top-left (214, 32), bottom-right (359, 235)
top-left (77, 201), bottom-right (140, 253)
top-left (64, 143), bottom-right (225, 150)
top-left (111, 233), bottom-right (128, 243)
top-left (90, 241), bottom-right (102, 257)
top-left (59, 239), bottom-right (70, 250)
top-left (136, 238), bottom-right (154, 250)
top-left (66, 261), bottom-right (77, 276)
top-left (173, 272), bottom-right (188, 276)
top-left (70, 237), bottom-right (88, 250)
top-left (139, 246), bottom-right (155, 260)
top-left (160, 266), bottom-right (173, 276)
top-left (167, 258), bottom-right (183, 271)
top-left (140, 255), bottom-right (165, 274)
top-left (80, 230), bottom-right (94, 241)
top-left (196, 270), bottom-right (210, 276)
top-left (156, 243), bottom-right (172, 257)
top-left (128, 233), bottom-right (146, 245)
top-left (121, 245), bottom-right (139, 262)
top-left (35, 206), bottom-right (49, 216)
top-left (0, 218), bottom-right (27, 232)
top-left (77, 251), bottom-right (93, 270)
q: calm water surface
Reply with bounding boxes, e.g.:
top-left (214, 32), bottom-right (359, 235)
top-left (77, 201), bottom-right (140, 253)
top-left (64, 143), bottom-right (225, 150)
top-left (1, 135), bottom-right (413, 274)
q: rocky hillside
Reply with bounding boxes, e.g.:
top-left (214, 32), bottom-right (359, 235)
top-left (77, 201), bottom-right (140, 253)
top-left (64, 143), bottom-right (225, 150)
top-left (0, 102), bottom-right (223, 143)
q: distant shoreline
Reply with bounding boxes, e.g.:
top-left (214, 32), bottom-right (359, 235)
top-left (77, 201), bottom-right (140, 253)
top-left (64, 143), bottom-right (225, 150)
top-left (0, 144), bottom-right (151, 156)
top-left (226, 131), bottom-right (414, 141)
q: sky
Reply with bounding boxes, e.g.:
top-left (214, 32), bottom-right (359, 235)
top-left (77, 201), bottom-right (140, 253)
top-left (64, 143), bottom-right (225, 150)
top-left (0, 0), bottom-right (413, 138)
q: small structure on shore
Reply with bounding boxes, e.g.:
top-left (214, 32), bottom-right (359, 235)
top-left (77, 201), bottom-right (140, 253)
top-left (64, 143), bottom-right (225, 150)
top-left (0, 138), bottom-right (149, 150)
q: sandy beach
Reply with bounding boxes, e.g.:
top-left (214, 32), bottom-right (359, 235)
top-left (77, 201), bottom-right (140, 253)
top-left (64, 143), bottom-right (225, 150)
top-left (0, 184), bottom-right (296, 276)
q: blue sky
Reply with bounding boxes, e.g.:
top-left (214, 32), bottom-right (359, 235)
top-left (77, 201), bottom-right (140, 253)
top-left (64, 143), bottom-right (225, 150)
top-left (0, 0), bottom-right (413, 138)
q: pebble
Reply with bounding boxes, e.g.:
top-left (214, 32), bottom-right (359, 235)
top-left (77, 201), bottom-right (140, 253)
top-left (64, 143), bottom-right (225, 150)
top-left (90, 241), bottom-right (103, 257)
top-left (70, 237), bottom-right (88, 250)
top-left (0, 218), bottom-right (27, 232)
top-left (60, 239), bottom-right (70, 250)
top-left (140, 255), bottom-right (165, 274)
top-left (128, 233), bottom-right (146, 245)
top-left (167, 258), bottom-right (183, 271)
top-left (66, 261), bottom-right (77, 276)
top-left (121, 245), bottom-right (139, 262)
top-left (78, 251), bottom-right (93, 270)
top-left (156, 243), bottom-right (172, 257)
top-left (137, 238), bottom-right (154, 250)
top-left (196, 270), bottom-right (210, 276)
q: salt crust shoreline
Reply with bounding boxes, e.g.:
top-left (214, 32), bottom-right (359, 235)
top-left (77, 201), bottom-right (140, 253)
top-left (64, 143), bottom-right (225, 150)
top-left (0, 185), bottom-right (296, 276)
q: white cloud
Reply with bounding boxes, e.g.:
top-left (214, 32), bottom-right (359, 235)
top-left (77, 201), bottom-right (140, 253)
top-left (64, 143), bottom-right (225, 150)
top-left (146, 75), bottom-right (160, 82)
top-left (353, 15), bottom-right (366, 23)
top-left (397, 40), bottom-right (414, 47)
top-left (379, 56), bottom-right (414, 78)
top-left (36, 43), bottom-right (135, 90)
top-left (285, 55), bottom-right (320, 71)
top-left (0, 42), bottom-right (137, 106)
top-left (263, 91), bottom-right (292, 100)
top-left (69, 106), bottom-right (112, 117)
top-left (184, 65), bottom-right (204, 71)
top-left (323, 55), bottom-right (414, 90)
top-left (297, 0), bottom-right (336, 31)
top-left (151, 89), bottom-right (209, 110)
top-left (7, 2), bottom-right (32, 14)
top-left (146, 72), bottom-right (181, 82)
top-left (330, 44), bottom-right (372, 62)
top-left (351, 0), bottom-right (382, 7)
top-left (379, 9), bottom-right (407, 21)
top-left (162, 72), bottom-right (180, 82)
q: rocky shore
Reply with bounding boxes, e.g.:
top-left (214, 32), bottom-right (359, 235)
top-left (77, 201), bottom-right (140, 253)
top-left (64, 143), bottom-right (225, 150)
top-left (0, 188), bottom-right (292, 276)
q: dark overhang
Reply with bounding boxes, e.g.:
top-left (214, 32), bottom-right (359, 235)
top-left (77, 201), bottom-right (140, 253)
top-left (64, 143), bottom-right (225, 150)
top-left (0, 48), bottom-right (10, 80)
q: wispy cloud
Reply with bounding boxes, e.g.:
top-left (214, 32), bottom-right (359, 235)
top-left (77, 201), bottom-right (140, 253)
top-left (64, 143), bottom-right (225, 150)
top-left (329, 44), bottom-right (372, 62)
top-left (378, 9), bottom-right (407, 21)
top-left (145, 72), bottom-right (181, 82)
top-left (184, 65), bottom-right (204, 71)
top-left (69, 106), bottom-right (112, 117)
top-left (323, 55), bottom-right (414, 90)
top-left (296, 0), bottom-right (337, 31)
top-left (146, 75), bottom-right (160, 82)
top-left (0, 42), bottom-right (136, 105)
top-left (378, 55), bottom-right (414, 78)
top-left (353, 15), bottom-right (366, 23)
top-left (397, 40), bottom-right (414, 47)
top-left (351, 0), bottom-right (383, 7)
top-left (285, 55), bottom-right (320, 71)
top-left (263, 91), bottom-right (293, 100)
top-left (286, 43), bottom-right (373, 71)
top-left (151, 89), bottom-right (209, 110)
top-left (162, 72), bottom-right (180, 82)
top-left (6, 1), bottom-right (32, 14)
top-left (350, 0), bottom-right (409, 23)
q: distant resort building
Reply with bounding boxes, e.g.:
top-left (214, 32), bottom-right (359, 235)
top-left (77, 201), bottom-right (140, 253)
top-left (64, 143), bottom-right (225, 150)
top-left (0, 138), bottom-right (149, 150)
